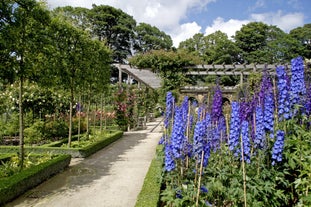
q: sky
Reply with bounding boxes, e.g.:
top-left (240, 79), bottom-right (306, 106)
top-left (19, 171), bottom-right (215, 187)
top-left (45, 0), bottom-right (311, 47)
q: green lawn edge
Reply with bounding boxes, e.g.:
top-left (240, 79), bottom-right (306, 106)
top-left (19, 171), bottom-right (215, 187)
top-left (135, 145), bottom-right (164, 207)
top-left (0, 154), bottom-right (71, 205)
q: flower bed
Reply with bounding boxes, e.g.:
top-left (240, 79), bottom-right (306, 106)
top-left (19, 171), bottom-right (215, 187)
top-left (159, 57), bottom-right (311, 206)
top-left (0, 154), bottom-right (71, 205)
top-left (0, 131), bottom-right (123, 158)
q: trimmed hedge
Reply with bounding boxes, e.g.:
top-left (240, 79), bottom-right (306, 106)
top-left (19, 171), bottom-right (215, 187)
top-left (135, 146), bottom-right (164, 207)
top-left (0, 154), bottom-right (71, 205)
top-left (0, 131), bottom-right (123, 158)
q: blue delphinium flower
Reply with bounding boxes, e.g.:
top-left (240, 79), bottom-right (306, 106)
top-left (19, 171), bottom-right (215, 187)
top-left (170, 106), bottom-right (186, 159)
top-left (193, 120), bottom-right (206, 157)
top-left (193, 118), bottom-right (211, 167)
top-left (200, 186), bottom-right (208, 193)
top-left (259, 72), bottom-right (272, 106)
top-left (264, 91), bottom-right (274, 138)
top-left (305, 85), bottom-right (311, 116)
top-left (164, 144), bottom-right (175, 171)
top-left (164, 91), bottom-right (175, 129)
top-left (181, 96), bottom-right (189, 125)
top-left (229, 102), bottom-right (241, 157)
top-left (254, 106), bottom-right (265, 149)
top-left (272, 130), bottom-right (285, 165)
top-left (276, 65), bottom-right (290, 120)
top-left (241, 120), bottom-right (251, 163)
top-left (290, 56), bottom-right (306, 107)
top-left (211, 85), bottom-right (223, 123)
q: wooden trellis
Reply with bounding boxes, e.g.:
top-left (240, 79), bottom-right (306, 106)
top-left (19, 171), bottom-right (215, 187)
top-left (185, 64), bottom-right (293, 76)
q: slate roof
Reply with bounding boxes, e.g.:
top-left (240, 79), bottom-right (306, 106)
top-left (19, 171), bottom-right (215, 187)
top-left (113, 64), bottom-right (162, 89)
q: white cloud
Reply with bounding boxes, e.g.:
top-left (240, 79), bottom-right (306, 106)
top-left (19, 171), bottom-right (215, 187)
top-left (204, 17), bottom-right (249, 38)
top-left (251, 10), bottom-right (304, 32)
top-left (203, 10), bottom-right (304, 41)
top-left (171, 22), bottom-right (202, 47)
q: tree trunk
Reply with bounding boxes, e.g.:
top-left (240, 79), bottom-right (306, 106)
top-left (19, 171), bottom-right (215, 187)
top-left (19, 75), bottom-right (24, 170)
top-left (68, 86), bottom-right (74, 148)
top-left (78, 94), bottom-right (81, 142)
top-left (86, 97), bottom-right (90, 139)
top-left (100, 94), bottom-right (104, 132)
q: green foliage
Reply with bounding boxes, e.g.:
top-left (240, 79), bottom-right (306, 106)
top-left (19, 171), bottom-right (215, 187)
top-left (134, 22), bottom-right (173, 53)
top-left (88, 4), bottom-right (136, 63)
top-left (0, 154), bottom-right (71, 205)
top-left (234, 22), bottom-right (304, 63)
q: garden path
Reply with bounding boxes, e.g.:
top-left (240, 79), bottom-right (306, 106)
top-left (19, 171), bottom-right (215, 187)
top-left (5, 118), bottom-right (163, 207)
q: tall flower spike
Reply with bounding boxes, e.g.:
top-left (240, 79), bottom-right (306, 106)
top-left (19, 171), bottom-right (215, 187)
top-left (241, 120), bottom-right (251, 163)
top-left (164, 144), bottom-right (175, 171)
top-left (170, 106), bottom-right (186, 159)
top-left (254, 106), bottom-right (265, 149)
top-left (272, 130), bottom-right (285, 165)
top-left (211, 85), bottom-right (223, 123)
top-left (263, 90), bottom-right (274, 138)
top-left (229, 102), bottom-right (241, 157)
top-left (290, 56), bottom-right (306, 108)
top-left (276, 66), bottom-right (290, 120)
top-left (164, 91), bottom-right (174, 129)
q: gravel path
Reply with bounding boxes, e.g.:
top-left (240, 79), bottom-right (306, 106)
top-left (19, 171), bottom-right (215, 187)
top-left (5, 118), bottom-right (163, 207)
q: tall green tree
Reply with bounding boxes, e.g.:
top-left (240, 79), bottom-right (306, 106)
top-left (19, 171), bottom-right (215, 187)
top-left (0, 0), bottom-right (50, 168)
top-left (234, 22), bottom-right (303, 63)
top-left (290, 23), bottom-right (311, 59)
top-left (202, 31), bottom-right (241, 64)
top-left (88, 4), bottom-right (136, 63)
top-left (179, 33), bottom-right (205, 57)
top-left (134, 22), bottom-right (173, 53)
top-left (48, 17), bottom-right (94, 147)
top-left (52, 6), bottom-right (91, 31)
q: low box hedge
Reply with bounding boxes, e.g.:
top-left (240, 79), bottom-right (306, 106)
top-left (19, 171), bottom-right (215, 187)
top-left (0, 154), bottom-right (71, 205)
top-left (0, 131), bottom-right (123, 158)
top-left (135, 145), bottom-right (164, 207)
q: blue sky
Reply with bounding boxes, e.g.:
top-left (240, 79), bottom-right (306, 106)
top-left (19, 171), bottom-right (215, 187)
top-left (46, 0), bottom-right (311, 47)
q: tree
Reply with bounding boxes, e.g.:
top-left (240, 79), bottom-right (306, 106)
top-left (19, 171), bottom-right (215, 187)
top-left (0, 0), bottom-right (51, 168)
top-left (88, 4), bottom-right (136, 63)
top-left (290, 23), bottom-right (311, 59)
top-left (129, 49), bottom-right (201, 99)
top-left (47, 18), bottom-right (93, 147)
top-left (202, 31), bottom-right (241, 64)
top-left (52, 6), bottom-right (91, 31)
top-left (134, 22), bottom-right (173, 53)
top-left (234, 22), bottom-right (304, 63)
top-left (179, 31), bottom-right (240, 64)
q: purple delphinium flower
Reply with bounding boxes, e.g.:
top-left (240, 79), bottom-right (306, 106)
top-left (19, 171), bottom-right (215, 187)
top-left (276, 66), bottom-right (291, 120)
top-left (272, 130), bottom-right (285, 165)
top-left (164, 91), bottom-right (175, 129)
top-left (254, 106), bottom-right (265, 149)
top-left (164, 144), bottom-right (175, 171)
top-left (241, 120), bottom-right (251, 163)
top-left (229, 102), bottom-right (241, 157)
top-left (290, 56), bottom-right (306, 108)
top-left (211, 85), bottom-right (223, 123)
